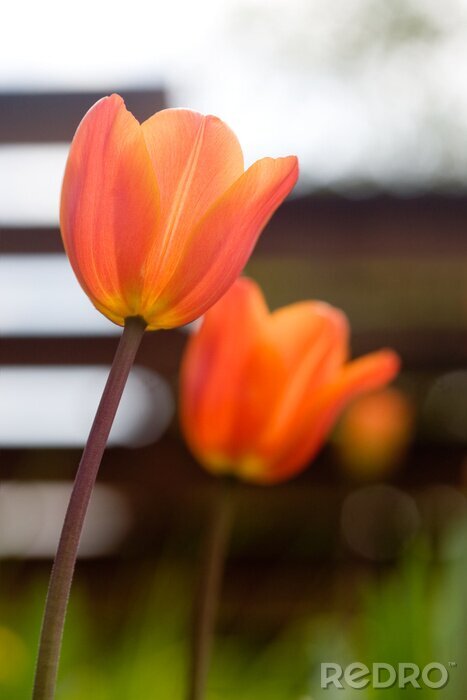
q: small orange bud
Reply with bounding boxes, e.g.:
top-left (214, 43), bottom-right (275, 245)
top-left (336, 388), bottom-right (413, 480)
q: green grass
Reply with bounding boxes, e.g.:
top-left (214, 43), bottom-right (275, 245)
top-left (1, 525), bottom-right (466, 699)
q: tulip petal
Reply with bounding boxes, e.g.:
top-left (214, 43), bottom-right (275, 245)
top-left (146, 155), bottom-right (299, 329)
top-left (270, 301), bottom-right (349, 372)
top-left (257, 303), bottom-right (349, 457)
top-left (60, 94), bottom-right (160, 324)
top-left (226, 328), bottom-right (287, 459)
top-left (263, 349), bottom-right (401, 483)
top-left (180, 278), bottom-right (269, 471)
top-left (140, 109), bottom-right (244, 307)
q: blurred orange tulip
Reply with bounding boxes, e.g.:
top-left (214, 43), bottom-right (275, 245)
top-left (60, 95), bottom-right (298, 330)
top-left (336, 388), bottom-right (413, 479)
top-left (180, 278), bottom-right (400, 484)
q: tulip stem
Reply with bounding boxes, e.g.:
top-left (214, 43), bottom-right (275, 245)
top-left (188, 484), bottom-right (233, 700)
top-left (32, 316), bottom-right (146, 700)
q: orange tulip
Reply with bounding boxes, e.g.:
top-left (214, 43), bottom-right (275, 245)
top-left (60, 95), bottom-right (298, 330)
top-left (180, 278), bottom-right (400, 484)
top-left (336, 388), bottom-right (413, 479)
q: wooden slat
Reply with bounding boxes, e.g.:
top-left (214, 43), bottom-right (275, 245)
top-left (1, 329), bottom-right (466, 371)
top-left (0, 227), bottom-right (62, 253)
top-left (0, 89), bottom-right (166, 143)
top-left (256, 193), bottom-right (467, 257)
top-left (3, 194), bottom-right (467, 255)
top-left (0, 331), bottom-right (187, 376)
top-left (0, 439), bottom-right (462, 487)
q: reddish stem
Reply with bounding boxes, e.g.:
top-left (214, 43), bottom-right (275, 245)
top-left (32, 316), bottom-right (146, 700)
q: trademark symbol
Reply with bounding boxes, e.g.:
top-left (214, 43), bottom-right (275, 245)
top-left (448, 662), bottom-right (457, 668)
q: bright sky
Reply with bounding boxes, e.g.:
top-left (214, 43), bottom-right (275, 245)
top-left (3, 0), bottom-right (467, 199)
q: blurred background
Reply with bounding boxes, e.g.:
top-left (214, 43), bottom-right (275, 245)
top-left (1, 0), bottom-right (467, 697)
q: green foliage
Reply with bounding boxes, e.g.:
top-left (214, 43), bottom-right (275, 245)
top-left (1, 527), bottom-right (465, 699)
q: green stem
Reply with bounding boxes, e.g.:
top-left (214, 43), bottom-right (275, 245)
top-left (32, 316), bottom-right (146, 700)
top-left (188, 485), bottom-right (233, 700)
